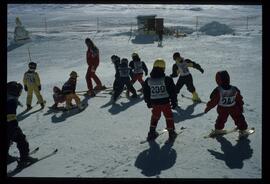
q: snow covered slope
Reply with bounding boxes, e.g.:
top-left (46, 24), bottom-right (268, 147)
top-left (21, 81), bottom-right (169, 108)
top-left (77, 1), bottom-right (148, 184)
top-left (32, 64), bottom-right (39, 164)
top-left (7, 4), bottom-right (262, 178)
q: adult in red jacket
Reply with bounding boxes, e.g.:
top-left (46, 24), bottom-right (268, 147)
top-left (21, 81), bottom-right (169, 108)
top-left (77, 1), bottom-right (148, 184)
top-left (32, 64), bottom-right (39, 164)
top-left (204, 70), bottom-right (249, 137)
top-left (85, 38), bottom-right (103, 96)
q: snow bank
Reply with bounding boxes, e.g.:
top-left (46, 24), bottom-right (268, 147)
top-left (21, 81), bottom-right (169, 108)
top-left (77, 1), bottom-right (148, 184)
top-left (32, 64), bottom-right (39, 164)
top-left (199, 21), bottom-right (234, 36)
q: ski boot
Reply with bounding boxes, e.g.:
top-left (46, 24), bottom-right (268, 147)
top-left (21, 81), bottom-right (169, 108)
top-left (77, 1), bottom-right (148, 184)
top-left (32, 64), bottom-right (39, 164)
top-left (239, 129), bottom-right (249, 139)
top-left (87, 90), bottom-right (96, 97)
top-left (209, 129), bottom-right (226, 137)
top-left (40, 102), bottom-right (45, 109)
top-left (50, 103), bottom-right (58, 110)
top-left (168, 129), bottom-right (178, 141)
top-left (26, 104), bottom-right (32, 110)
top-left (18, 156), bottom-right (38, 168)
top-left (147, 130), bottom-right (159, 141)
top-left (192, 92), bottom-right (201, 102)
top-left (94, 85), bottom-right (106, 91)
top-left (131, 93), bottom-right (138, 98)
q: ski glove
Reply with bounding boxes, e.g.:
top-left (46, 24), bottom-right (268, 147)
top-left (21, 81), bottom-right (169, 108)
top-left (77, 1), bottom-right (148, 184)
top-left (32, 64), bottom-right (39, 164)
top-left (171, 103), bottom-right (178, 109)
top-left (38, 85), bottom-right (41, 91)
top-left (24, 85), bottom-right (28, 91)
top-left (147, 103), bottom-right (152, 108)
top-left (199, 68), bottom-right (204, 74)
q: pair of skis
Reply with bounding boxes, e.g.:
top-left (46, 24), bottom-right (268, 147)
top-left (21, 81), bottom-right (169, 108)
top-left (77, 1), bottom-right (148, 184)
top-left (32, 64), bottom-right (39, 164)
top-left (140, 129), bottom-right (184, 144)
top-left (203, 127), bottom-right (255, 139)
top-left (7, 147), bottom-right (58, 177)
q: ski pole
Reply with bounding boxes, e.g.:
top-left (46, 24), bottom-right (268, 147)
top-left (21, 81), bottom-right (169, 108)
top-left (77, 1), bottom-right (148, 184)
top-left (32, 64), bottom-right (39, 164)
top-left (28, 47), bottom-right (32, 62)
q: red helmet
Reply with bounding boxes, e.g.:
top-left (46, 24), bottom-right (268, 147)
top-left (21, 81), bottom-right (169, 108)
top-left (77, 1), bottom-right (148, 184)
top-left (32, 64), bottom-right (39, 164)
top-left (215, 70), bottom-right (230, 86)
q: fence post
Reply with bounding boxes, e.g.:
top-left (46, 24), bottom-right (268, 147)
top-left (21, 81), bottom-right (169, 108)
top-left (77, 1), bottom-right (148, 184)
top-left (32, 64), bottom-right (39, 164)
top-left (196, 16), bottom-right (199, 38)
top-left (246, 16), bottom-right (249, 30)
top-left (44, 17), bottom-right (47, 33)
top-left (97, 17), bottom-right (99, 32)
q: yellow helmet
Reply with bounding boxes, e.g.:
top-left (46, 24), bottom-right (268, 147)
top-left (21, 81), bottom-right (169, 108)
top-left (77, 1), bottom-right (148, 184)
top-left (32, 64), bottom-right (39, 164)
top-left (131, 52), bottom-right (139, 58)
top-left (153, 58), bottom-right (165, 69)
top-left (70, 71), bottom-right (78, 78)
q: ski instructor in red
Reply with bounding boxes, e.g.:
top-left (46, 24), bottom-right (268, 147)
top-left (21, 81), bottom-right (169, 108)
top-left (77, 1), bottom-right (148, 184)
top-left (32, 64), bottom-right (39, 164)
top-left (85, 37), bottom-right (104, 96)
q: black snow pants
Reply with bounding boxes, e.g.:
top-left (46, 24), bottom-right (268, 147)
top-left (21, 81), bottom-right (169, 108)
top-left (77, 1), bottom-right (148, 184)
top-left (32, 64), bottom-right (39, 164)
top-left (175, 74), bottom-right (196, 94)
top-left (113, 77), bottom-right (137, 100)
top-left (6, 121), bottom-right (30, 160)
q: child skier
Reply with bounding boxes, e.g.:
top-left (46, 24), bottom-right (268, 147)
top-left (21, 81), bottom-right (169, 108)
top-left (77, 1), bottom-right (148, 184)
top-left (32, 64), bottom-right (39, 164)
top-left (204, 70), bottom-right (249, 137)
top-left (61, 71), bottom-right (84, 110)
top-left (23, 62), bottom-right (45, 110)
top-left (50, 86), bottom-right (66, 109)
top-left (7, 81), bottom-right (37, 166)
top-left (111, 55), bottom-right (121, 92)
top-left (170, 52), bottom-right (204, 102)
top-left (143, 58), bottom-right (178, 141)
top-left (127, 52), bottom-right (148, 96)
top-left (112, 58), bottom-right (137, 102)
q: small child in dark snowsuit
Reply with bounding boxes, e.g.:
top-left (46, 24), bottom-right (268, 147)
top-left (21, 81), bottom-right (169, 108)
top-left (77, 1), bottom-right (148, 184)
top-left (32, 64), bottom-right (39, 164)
top-left (50, 86), bottom-right (66, 109)
top-left (204, 70), bottom-right (249, 137)
top-left (111, 55), bottom-right (121, 92)
top-left (113, 58), bottom-right (137, 102)
top-left (6, 81), bottom-right (37, 165)
top-left (143, 58), bottom-right (178, 141)
top-left (61, 71), bottom-right (83, 110)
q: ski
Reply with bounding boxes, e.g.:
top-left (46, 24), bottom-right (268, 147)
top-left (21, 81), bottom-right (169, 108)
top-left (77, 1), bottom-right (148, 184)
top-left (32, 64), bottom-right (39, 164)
top-left (7, 147), bottom-right (39, 165)
top-left (204, 128), bottom-right (238, 139)
top-left (7, 149), bottom-right (58, 177)
top-left (181, 94), bottom-right (207, 104)
top-left (237, 127), bottom-right (255, 140)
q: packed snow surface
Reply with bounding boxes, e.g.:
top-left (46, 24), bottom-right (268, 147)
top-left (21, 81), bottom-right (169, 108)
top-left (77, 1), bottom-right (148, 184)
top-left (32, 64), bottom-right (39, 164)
top-left (7, 4), bottom-right (262, 178)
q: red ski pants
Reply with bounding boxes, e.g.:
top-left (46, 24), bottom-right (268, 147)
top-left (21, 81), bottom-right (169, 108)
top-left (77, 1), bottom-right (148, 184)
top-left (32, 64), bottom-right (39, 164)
top-left (86, 67), bottom-right (102, 91)
top-left (215, 106), bottom-right (248, 130)
top-left (131, 73), bottom-right (144, 86)
top-left (150, 103), bottom-right (175, 130)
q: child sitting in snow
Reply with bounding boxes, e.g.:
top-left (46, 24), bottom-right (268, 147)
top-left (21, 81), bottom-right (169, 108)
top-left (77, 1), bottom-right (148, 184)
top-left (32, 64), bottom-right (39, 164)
top-left (204, 70), bottom-right (249, 138)
top-left (50, 86), bottom-right (66, 109)
top-left (61, 71), bottom-right (84, 110)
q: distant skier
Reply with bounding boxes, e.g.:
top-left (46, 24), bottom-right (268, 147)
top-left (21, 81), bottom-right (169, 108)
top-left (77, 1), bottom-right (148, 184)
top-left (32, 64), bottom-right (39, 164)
top-left (62, 71), bottom-right (84, 110)
top-left (85, 37), bottom-right (105, 97)
top-left (23, 62), bottom-right (45, 110)
top-left (157, 29), bottom-right (163, 47)
top-left (126, 52), bottom-right (148, 96)
top-left (143, 58), bottom-right (178, 141)
top-left (204, 70), bottom-right (249, 137)
top-left (50, 86), bottom-right (66, 109)
top-left (112, 58), bottom-right (138, 102)
top-left (170, 52), bottom-right (204, 102)
top-left (6, 81), bottom-right (37, 166)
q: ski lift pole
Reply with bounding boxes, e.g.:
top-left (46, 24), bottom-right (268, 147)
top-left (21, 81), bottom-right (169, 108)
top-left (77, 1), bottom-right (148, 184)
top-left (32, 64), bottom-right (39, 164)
top-left (28, 47), bottom-right (32, 63)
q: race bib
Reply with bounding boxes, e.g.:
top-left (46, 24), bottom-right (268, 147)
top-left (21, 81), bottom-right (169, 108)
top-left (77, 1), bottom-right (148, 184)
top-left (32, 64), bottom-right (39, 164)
top-left (133, 61), bottom-right (143, 74)
top-left (148, 78), bottom-right (169, 99)
top-left (218, 87), bottom-right (237, 107)
top-left (177, 60), bottom-right (190, 76)
top-left (25, 73), bottom-right (36, 84)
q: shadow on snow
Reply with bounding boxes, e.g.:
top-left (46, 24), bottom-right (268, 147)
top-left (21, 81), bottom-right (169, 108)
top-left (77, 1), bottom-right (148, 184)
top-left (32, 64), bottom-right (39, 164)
top-left (207, 136), bottom-right (253, 169)
top-left (173, 102), bottom-right (205, 123)
top-left (135, 140), bottom-right (177, 177)
top-left (50, 95), bottom-right (90, 123)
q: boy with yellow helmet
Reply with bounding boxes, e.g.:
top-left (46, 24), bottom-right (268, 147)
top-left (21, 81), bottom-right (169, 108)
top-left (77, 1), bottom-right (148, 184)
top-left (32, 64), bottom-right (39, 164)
top-left (143, 58), bottom-right (178, 141)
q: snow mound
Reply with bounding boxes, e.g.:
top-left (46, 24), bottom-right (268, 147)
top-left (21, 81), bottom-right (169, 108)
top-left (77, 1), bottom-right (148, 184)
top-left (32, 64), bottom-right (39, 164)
top-left (199, 21), bottom-right (234, 36)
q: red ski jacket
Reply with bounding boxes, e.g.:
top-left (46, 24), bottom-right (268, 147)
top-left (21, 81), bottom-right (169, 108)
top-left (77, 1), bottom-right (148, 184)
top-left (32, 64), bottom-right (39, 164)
top-left (86, 47), bottom-right (99, 70)
top-left (205, 85), bottom-right (244, 113)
